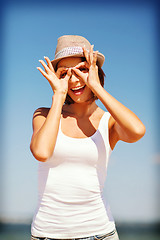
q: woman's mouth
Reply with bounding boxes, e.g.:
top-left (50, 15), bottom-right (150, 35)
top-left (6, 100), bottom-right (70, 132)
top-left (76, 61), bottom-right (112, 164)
top-left (71, 85), bottom-right (86, 95)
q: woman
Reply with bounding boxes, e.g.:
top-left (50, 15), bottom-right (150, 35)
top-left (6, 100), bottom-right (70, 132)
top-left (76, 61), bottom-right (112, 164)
top-left (30, 35), bottom-right (146, 240)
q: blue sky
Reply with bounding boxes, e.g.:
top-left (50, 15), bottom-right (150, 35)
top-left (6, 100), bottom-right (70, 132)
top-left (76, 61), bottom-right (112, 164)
top-left (0, 1), bottom-right (159, 223)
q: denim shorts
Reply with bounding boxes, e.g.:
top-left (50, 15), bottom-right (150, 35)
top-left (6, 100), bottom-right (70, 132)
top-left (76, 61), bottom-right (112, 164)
top-left (31, 229), bottom-right (119, 240)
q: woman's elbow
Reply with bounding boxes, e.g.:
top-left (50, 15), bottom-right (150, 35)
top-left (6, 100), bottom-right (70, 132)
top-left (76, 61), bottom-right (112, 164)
top-left (137, 123), bottom-right (146, 137)
top-left (30, 143), bottom-right (50, 162)
top-left (133, 123), bottom-right (146, 142)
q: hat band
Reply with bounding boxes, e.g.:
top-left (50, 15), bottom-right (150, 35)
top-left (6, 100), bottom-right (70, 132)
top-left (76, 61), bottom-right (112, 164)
top-left (55, 46), bottom-right (84, 59)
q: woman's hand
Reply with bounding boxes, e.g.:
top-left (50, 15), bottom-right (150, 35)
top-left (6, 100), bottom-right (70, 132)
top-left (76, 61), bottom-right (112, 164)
top-left (37, 56), bottom-right (71, 96)
top-left (72, 45), bottom-right (100, 90)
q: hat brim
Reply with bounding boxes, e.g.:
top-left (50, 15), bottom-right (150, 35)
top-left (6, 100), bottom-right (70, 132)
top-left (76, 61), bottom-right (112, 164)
top-left (51, 52), bottom-right (105, 70)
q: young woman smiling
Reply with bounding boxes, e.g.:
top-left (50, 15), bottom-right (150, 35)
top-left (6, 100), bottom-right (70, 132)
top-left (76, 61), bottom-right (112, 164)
top-left (30, 35), bottom-right (146, 240)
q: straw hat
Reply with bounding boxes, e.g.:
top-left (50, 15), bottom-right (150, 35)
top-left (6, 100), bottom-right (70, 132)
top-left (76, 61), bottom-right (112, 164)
top-left (51, 35), bottom-right (105, 70)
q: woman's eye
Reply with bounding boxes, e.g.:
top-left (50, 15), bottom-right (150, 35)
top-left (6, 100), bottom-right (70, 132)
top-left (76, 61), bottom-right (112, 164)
top-left (60, 72), bottom-right (67, 78)
top-left (79, 67), bottom-right (88, 72)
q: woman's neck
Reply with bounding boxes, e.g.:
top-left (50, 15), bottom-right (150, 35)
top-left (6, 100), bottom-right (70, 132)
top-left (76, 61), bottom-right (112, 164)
top-left (63, 101), bottom-right (98, 118)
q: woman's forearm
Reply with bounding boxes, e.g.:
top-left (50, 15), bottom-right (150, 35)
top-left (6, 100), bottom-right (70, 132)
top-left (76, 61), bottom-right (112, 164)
top-left (30, 93), bottom-right (65, 161)
top-left (91, 83), bottom-right (146, 142)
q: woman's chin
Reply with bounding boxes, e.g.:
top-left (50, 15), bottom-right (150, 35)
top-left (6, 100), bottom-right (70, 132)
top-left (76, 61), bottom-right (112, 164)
top-left (67, 94), bottom-right (94, 105)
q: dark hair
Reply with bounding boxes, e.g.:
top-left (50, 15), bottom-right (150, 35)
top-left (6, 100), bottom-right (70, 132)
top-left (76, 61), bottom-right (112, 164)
top-left (55, 57), bottom-right (105, 105)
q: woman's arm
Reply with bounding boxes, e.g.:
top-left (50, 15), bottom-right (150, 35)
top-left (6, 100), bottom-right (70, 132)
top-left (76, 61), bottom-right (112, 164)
top-left (73, 46), bottom-right (146, 149)
top-left (90, 85), bottom-right (146, 146)
top-left (30, 93), bottom-right (65, 162)
top-left (30, 57), bottom-right (71, 162)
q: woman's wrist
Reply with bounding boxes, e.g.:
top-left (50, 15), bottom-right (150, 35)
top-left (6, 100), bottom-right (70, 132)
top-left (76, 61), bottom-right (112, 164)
top-left (89, 81), bottom-right (103, 94)
top-left (52, 91), bottom-right (67, 104)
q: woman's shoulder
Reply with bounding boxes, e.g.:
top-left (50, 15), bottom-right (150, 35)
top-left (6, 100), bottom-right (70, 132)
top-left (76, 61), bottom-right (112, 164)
top-left (96, 108), bottom-right (114, 129)
top-left (95, 107), bottom-right (106, 118)
top-left (33, 107), bottom-right (50, 119)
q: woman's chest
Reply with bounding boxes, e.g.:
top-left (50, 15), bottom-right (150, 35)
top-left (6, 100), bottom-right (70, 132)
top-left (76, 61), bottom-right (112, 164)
top-left (60, 115), bottom-right (101, 138)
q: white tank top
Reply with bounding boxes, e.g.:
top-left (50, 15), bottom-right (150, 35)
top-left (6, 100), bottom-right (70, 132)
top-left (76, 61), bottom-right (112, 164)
top-left (31, 111), bottom-right (115, 239)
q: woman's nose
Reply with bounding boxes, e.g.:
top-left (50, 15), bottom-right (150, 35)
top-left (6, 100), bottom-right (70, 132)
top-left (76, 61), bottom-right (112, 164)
top-left (69, 70), bottom-right (79, 82)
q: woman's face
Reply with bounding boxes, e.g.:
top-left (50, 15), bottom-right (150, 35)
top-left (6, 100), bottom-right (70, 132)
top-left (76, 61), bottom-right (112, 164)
top-left (56, 57), bottom-right (93, 104)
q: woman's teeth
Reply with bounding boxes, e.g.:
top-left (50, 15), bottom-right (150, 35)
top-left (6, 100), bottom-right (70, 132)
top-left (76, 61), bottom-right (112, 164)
top-left (71, 85), bottom-right (85, 91)
top-left (71, 85), bottom-right (86, 95)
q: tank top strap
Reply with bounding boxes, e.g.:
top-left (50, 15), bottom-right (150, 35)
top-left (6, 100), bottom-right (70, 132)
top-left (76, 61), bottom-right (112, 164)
top-left (98, 111), bottom-right (111, 130)
top-left (98, 111), bottom-right (112, 153)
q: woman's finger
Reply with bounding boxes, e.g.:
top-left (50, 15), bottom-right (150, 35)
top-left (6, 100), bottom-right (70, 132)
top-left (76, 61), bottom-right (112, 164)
top-left (37, 67), bottom-right (49, 80)
top-left (83, 46), bottom-right (89, 63)
top-left (72, 68), bottom-right (87, 81)
top-left (93, 51), bottom-right (98, 66)
top-left (84, 61), bottom-right (90, 69)
top-left (63, 68), bottom-right (72, 81)
top-left (44, 56), bottom-right (55, 72)
top-left (74, 61), bottom-right (89, 69)
top-left (62, 69), bottom-right (72, 81)
top-left (90, 45), bottom-right (94, 64)
top-left (39, 59), bottom-right (50, 73)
